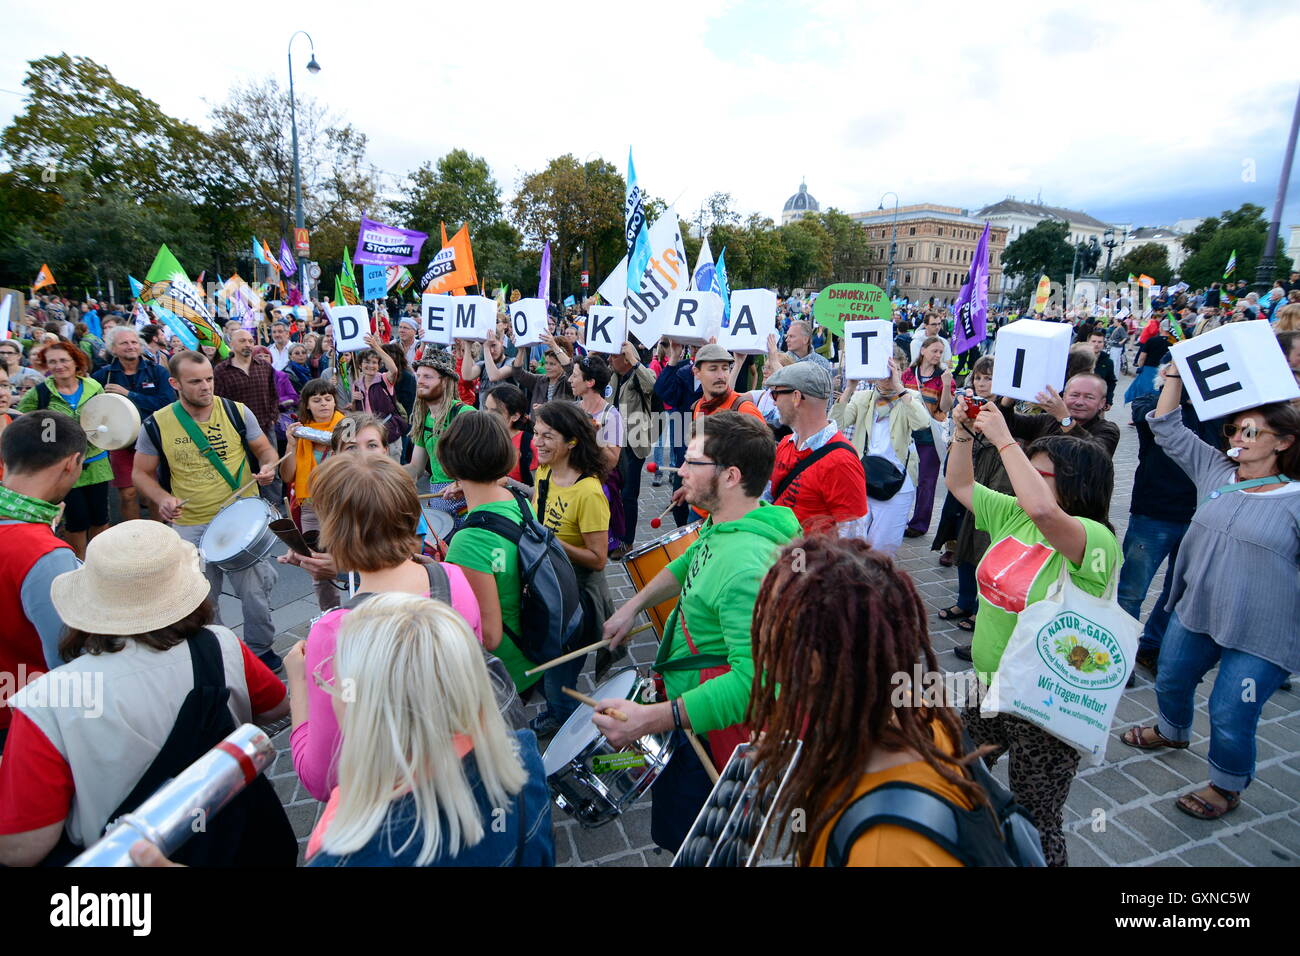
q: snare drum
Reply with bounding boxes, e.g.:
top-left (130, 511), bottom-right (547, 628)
top-left (542, 668), bottom-right (676, 827)
top-left (200, 497), bottom-right (281, 573)
top-left (623, 522), bottom-right (700, 637)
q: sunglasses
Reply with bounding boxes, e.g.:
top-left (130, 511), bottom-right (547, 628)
top-left (1223, 423), bottom-right (1277, 441)
top-left (769, 388), bottom-right (797, 397)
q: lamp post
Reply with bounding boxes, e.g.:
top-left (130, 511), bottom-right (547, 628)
top-left (879, 191), bottom-right (899, 298)
top-left (1254, 82), bottom-right (1300, 294)
top-left (1101, 227), bottom-right (1118, 315)
top-left (288, 31), bottom-right (320, 298)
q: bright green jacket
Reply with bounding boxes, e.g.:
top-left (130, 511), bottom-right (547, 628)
top-left (654, 502), bottom-right (801, 733)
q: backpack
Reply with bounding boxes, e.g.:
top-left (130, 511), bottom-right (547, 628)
top-left (826, 733), bottom-right (1046, 868)
top-left (461, 487), bottom-right (585, 664)
top-left (141, 398), bottom-right (255, 494)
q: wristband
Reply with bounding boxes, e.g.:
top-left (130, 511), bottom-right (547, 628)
top-left (996, 441), bottom-right (1017, 454)
top-left (672, 699), bottom-right (684, 731)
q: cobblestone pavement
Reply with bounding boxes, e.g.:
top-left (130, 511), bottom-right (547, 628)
top-left (227, 392), bottom-right (1298, 867)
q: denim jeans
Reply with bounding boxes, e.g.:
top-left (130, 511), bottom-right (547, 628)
top-left (1155, 611), bottom-right (1289, 791)
top-left (1116, 514), bottom-right (1188, 655)
top-left (957, 561), bottom-right (978, 614)
top-left (541, 655), bottom-right (586, 727)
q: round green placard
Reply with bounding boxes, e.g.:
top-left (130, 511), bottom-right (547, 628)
top-left (812, 283), bottom-right (891, 336)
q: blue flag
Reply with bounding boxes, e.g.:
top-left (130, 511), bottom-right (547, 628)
top-left (624, 148), bottom-right (652, 306)
top-left (712, 248), bottom-right (731, 326)
top-left (362, 264), bottom-right (387, 302)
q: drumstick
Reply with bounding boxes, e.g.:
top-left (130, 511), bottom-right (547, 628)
top-left (686, 730), bottom-right (721, 784)
top-left (214, 449), bottom-right (295, 510)
top-left (648, 502), bottom-right (675, 529)
top-left (644, 462), bottom-right (680, 475)
top-left (522, 622), bottom-right (655, 676)
top-left (561, 687), bottom-right (628, 722)
top-left (417, 490), bottom-right (449, 499)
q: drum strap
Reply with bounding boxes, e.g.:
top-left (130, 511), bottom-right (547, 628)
top-left (173, 403), bottom-right (245, 491)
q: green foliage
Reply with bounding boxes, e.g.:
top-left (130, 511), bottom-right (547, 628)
top-left (1001, 220), bottom-right (1074, 297)
top-left (1109, 242), bottom-right (1172, 286)
top-left (1178, 204), bottom-right (1292, 288)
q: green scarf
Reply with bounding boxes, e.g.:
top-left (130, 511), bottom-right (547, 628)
top-left (0, 484), bottom-right (61, 525)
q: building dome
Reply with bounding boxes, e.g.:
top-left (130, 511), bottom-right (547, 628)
top-left (783, 179), bottom-right (819, 216)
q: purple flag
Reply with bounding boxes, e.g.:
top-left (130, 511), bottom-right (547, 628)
top-left (354, 214), bottom-right (429, 266)
top-left (538, 241), bottom-right (551, 302)
top-left (952, 222), bottom-right (990, 355)
top-left (278, 239), bottom-right (297, 277)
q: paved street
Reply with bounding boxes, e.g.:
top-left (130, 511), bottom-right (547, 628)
top-left (227, 386), bottom-right (1299, 868)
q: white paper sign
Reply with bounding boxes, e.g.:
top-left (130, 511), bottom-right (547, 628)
top-left (420, 293), bottom-right (454, 345)
top-left (843, 319), bottom-right (894, 381)
top-left (0, 294), bottom-right (12, 341)
top-left (598, 207), bottom-right (689, 347)
top-left (1170, 321), bottom-right (1300, 420)
top-left (447, 295), bottom-right (495, 342)
top-left (509, 298), bottom-right (546, 348)
top-left (724, 289), bottom-right (776, 355)
top-left (325, 304), bottom-right (370, 353)
top-left (663, 291), bottom-right (722, 346)
top-left (584, 306), bottom-right (626, 355)
top-left (991, 318), bottom-right (1073, 402)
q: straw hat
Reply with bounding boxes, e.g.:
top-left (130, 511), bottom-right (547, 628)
top-left (51, 520), bottom-right (212, 635)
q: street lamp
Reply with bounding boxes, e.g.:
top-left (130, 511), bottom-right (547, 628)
top-left (288, 30), bottom-right (319, 298)
top-left (879, 191), bottom-right (899, 298)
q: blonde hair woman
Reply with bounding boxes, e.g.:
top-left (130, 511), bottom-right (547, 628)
top-left (305, 594), bottom-right (554, 867)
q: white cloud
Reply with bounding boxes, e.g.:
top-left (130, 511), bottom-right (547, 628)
top-left (1, 0), bottom-right (1296, 232)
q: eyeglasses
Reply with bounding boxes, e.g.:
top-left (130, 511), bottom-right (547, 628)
top-left (1223, 423), bottom-right (1277, 441)
top-left (681, 459), bottom-right (725, 471)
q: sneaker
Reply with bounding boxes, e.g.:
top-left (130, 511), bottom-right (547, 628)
top-left (529, 712), bottom-right (563, 737)
top-left (258, 649), bottom-right (285, 676)
top-left (903, 528), bottom-right (926, 538)
top-left (953, 644), bottom-right (973, 662)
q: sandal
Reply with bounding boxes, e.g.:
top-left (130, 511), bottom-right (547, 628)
top-left (1176, 785), bottom-right (1240, 821)
top-left (1120, 725), bottom-right (1189, 750)
top-left (937, 605), bottom-right (973, 621)
top-left (956, 616), bottom-right (977, 632)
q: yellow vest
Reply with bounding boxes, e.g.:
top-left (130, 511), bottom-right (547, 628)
top-left (154, 400), bottom-right (255, 526)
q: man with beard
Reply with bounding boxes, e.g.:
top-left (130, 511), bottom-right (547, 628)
top-left (597, 412), bottom-right (800, 852)
top-left (133, 351), bottom-right (282, 669)
top-left (404, 353), bottom-right (474, 508)
top-left (0, 412), bottom-right (85, 754)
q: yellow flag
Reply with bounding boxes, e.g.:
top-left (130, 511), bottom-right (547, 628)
top-left (1033, 275), bottom-right (1051, 314)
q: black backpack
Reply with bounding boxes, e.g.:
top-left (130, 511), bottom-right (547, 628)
top-left (461, 487), bottom-right (585, 663)
top-left (826, 733), bottom-right (1047, 868)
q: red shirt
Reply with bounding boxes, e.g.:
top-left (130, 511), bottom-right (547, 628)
top-left (510, 430), bottom-right (540, 483)
top-left (0, 641), bottom-right (285, 835)
top-left (0, 523), bottom-right (72, 732)
top-left (770, 427), bottom-right (868, 534)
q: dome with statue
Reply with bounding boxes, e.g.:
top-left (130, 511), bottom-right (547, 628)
top-left (781, 179), bottom-right (819, 224)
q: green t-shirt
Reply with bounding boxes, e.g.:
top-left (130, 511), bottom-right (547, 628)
top-left (970, 483), bottom-right (1120, 681)
top-left (420, 401), bottom-right (472, 485)
top-left (444, 497), bottom-right (537, 692)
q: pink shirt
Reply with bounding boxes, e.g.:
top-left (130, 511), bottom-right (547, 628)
top-left (290, 562), bottom-right (482, 802)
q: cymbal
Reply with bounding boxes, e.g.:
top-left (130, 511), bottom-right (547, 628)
top-left (79, 393), bottom-right (141, 450)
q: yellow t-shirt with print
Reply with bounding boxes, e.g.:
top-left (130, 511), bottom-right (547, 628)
top-left (532, 466), bottom-right (609, 548)
top-left (153, 400), bottom-right (257, 526)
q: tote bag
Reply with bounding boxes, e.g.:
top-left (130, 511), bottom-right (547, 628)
top-left (981, 563), bottom-right (1139, 764)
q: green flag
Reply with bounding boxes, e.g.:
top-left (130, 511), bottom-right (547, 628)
top-left (341, 247), bottom-right (360, 303)
top-left (1223, 249), bottom-right (1237, 280)
top-left (146, 243), bottom-right (188, 284)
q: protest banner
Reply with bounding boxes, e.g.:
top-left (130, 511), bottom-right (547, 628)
top-left (812, 283), bottom-right (890, 337)
top-left (991, 318), bottom-right (1073, 401)
top-left (362, 265), bottom-right (387, 302)
top-left (1170, 320), bottom-right (1300, 420)
top-left (597, 208), bottom-right (688, 347)
top-left (354, 215), bottom-right (429, 266)
top-left (722, 289), bottom-right (776, 354)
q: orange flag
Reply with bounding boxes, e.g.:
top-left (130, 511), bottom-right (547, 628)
top-left (423, 224), bottom-right (478, 296)
top-left (32, 263), bottom-right (56, 291)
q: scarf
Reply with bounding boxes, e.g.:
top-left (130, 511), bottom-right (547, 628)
top-left (0, 484), bottom-right (60, 525)
top-left (696, 389), bottom-right (742, 416)
top-left (286, 360), bottom-right (313, 385)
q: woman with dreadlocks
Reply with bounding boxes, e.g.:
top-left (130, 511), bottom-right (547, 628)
top-left (747, 536), bottom-right (987, 866)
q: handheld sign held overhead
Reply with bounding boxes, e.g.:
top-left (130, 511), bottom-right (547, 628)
top-left (584, 306), bottom-right (627, 355)
top-left (1170, 321), bottom-right (1300, 420)
top-left (813, 283), bottom-right (891, 337)
top-left (663, 291), bottom-right (722, 346)
top-left (990, 319), bottom-right (1073, 402)
top-left (842, 320), bottom-right (894, 381)
top-left (447, 295), bottom-right (495, 342)
top-left (324, 303), bottom-right (370, 353)
top-left (509, 298), bottom-right (546, 348)
top-left (723, 289), bottom-right (776, 355)
top-left (420, 293), bottom-right (454, 345)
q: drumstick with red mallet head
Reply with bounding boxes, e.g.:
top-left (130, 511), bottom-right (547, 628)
top-left (644, 462), bottom-right (680, 476)
top-left (647, 502), bottom-right (677, 530)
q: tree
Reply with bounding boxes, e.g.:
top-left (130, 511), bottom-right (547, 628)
top-left (390, 150), bottom-right (504, 237)
top-left (818, 209), bottom-right (870, 284)
top-left (1109, 242), bottom-right (1172, 286)
top-left (1001, 220), bottom-right (1074, 302)
top-left (779, 217), bottom-right (832, 290)
top-left (510, 155), bottom-right (623, 300)
top-left (1179, 204), bottom-right (1293, 289)
top-left (207, 77), bottom-right (382, 274)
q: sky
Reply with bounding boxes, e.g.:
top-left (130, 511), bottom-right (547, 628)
top-left (2, 0), bottom-right (1298, 245)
